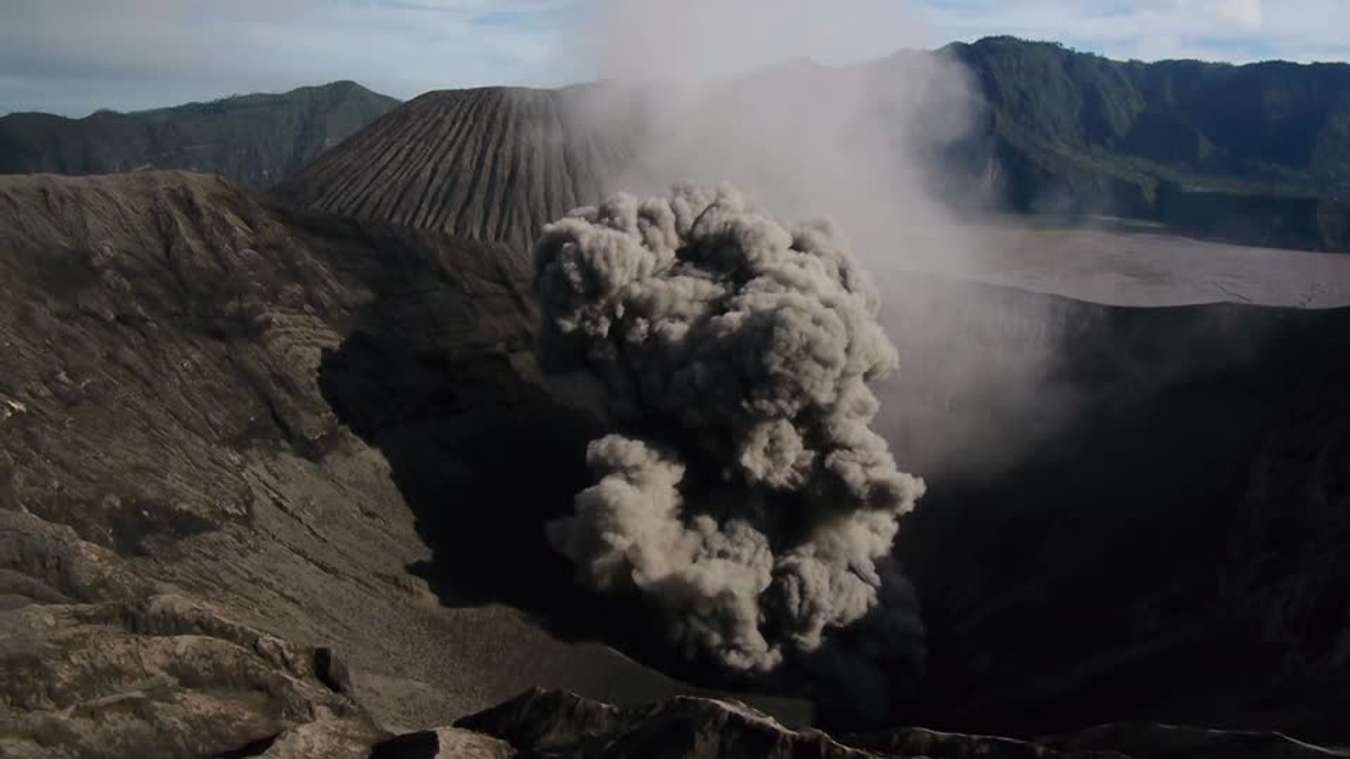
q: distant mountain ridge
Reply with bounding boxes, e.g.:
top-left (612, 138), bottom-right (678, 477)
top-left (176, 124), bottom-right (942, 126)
top-left (281, 39), bottom-right (1350, 253)
top-left (945, 37), bottom-right (1350, 250)
top-left (950, 36), bottom-right (1350, 196)
top-left (0, 81), bottom-right (399, 188)
top-left (3, 39), bottom-right (1349, 250)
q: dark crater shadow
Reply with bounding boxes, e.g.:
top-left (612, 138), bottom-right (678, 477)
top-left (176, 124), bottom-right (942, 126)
top-left (311, 226), bottom-right (739, 682)
top-left (312, 227), bottom-right (1350, 739)
top-left (317, 322), bottom-right (795, 689)
top-left (890, 299), bottom-right (1350, 743)
top-left (312, 238), bottom-right (596, 627)
top-left (320, 327), bottom-right (592, 611)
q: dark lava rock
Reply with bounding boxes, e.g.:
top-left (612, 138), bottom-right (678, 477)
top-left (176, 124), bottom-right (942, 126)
top-left (458, 688), bottom-right (873, 759)
top-left (457, 689), bottom-right (1350, 759)
top-left (369, 728), bottom-right (514, 759)
top-left (315, 646), bottom-right (355, 696)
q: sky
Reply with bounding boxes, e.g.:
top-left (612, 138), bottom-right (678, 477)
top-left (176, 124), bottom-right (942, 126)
top-left (2, 0), bottom-right (1349, 117)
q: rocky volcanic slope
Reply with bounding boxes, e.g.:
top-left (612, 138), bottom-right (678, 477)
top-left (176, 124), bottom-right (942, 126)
top-left (281, 85), bottom-right (632, 251)
top-left (4, 159), bottom-right (1349, 755)
top-left (0, 171), bottom-right (810, 758)
top-left (0, 82), bottom-right (399, 188)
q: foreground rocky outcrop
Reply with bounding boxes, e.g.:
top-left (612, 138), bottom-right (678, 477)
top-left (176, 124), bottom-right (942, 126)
top-left (436, 688), bottom-right (1350, 759)
top-left (0, 584), bottom-right (380, 758)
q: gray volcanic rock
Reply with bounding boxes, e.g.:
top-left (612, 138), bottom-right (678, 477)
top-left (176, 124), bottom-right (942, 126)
top-left (0, 586), bottom-right (380, 759)
top-left (0, 171), bottom-right (805, 756)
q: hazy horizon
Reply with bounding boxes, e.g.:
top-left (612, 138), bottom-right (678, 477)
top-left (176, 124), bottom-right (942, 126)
top-left (3, 0), bottom-right (1349, 118)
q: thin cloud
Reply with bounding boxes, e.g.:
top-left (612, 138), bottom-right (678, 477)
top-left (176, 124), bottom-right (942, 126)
top-left (2, 0), bottom-right (1347, 117)
top-left (0, 0), bottom-right (589, 116)
top-left (920, 0), bottom-right (1348, 63)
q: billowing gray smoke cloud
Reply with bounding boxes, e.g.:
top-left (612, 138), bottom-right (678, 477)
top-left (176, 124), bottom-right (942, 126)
top-left (538, 183), bottom-right (925, 672)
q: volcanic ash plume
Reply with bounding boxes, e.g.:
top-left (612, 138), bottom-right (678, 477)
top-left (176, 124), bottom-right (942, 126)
top-left (538, 183), bottom-right (925, 672)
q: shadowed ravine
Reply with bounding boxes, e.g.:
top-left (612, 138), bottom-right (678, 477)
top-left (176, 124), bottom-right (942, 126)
top-left (884, 292), bottom-right (1350, 741)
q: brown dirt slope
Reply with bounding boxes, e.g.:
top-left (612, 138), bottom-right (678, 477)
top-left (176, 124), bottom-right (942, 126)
top-left (281, 86), bottom-right (632, 252)
top-left (0, 171), bottom-right (804, 757)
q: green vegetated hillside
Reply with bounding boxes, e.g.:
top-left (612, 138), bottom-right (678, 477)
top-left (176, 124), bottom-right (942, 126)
top-left (946, 36), bottom-right (1350, 250)
top-left (0, 81), bottom-right (399, 188)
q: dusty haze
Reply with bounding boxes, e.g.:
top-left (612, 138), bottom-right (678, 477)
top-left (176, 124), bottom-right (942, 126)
top-left (566, 0), bottom-right (1072, 483)
top-left (527, 2), bottom-right (1061, 719)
